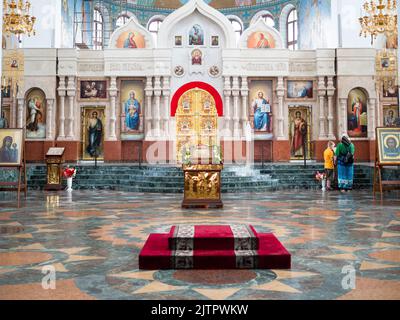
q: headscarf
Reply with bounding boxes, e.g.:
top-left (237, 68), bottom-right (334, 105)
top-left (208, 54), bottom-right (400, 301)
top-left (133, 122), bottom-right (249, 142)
top-left (342, 135), bottom-right (351, 146)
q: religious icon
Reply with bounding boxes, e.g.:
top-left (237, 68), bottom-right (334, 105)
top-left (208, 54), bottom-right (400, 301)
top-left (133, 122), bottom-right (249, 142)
top-left (0, 129), bottom-right (23, 165)
top-left (211, 36), bottom-right (219, 47)
top-left (124, 32), bottom-right (138, 48)
top-left (191, 49), bottom-right (202, 65)
top-left (83, 109), bottom-right (104, 159)
top-left (383, 81), bottom-right (398, 98)
top-left (189, 24), bottom-right (204, 46)
top-left (124, 91), bottom-right (141, 131)
top-left (80, 80), bottom-right (107, 100)
top-left (175, 36), bottom-right (182, 46)
top-left (115, 31), bottom-right (145, 49)
top-left (183, 99), bottom-right (190, 110)
top-left (120, 80), bottom-right (144, 138)
top-left (376, 128), bottom-right (400, 164)
top-left (247, 32), bottom-right (275, 49)
top-left (383, 106), bottom-right (399, 127)
top-left (252, 91), bottom-right (272, 132)
top-left (249, 80), bottom-right (273, 136)
top-left (26, 89), bottom-right (46, 139)
top-left (289, 109), bottom-right (309, 158)
top-left (10, 59), bottom-right (18, 68)
top-left (381, 58), bottom-right (390, 69)
top-left (287, 81), bottom-right (313, 99)
top-left (347, 88), bottom-right (368, 138)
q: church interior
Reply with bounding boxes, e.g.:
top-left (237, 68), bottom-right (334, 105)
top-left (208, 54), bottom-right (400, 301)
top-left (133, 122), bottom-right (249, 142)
top-left (0, 0), bottom-right (400, 302)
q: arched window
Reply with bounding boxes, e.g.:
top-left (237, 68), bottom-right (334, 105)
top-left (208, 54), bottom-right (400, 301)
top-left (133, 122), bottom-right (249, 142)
top-left (116, 14), bottom-right (129, 28)
top-left (261, 14), bottom-right (275, 28)
top-left (93, 8), bottom-right (103, 50)
top-left (148, 17), bottom-right (163, 43)
top-left (229, 17), bottom-right (243, 43)
top-left (287, 8), bottom-right (298, 50)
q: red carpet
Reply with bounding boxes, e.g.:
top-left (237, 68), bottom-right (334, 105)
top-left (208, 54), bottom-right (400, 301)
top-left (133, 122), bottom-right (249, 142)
top-left (139, 225), bottom-right (291, 270)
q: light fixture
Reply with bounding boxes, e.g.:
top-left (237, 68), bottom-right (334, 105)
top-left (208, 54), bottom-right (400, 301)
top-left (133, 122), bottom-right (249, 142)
top-left (3, 0), bottom-right (36, 36)
top-left (359, 0), bottom-right (398, 44)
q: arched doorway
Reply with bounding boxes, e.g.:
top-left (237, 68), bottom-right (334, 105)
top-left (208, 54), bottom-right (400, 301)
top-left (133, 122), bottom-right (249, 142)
top-left (175, 88), bottom-right (219, 163)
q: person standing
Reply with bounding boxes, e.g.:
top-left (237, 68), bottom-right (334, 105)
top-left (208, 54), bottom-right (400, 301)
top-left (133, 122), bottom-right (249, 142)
top-left (335, 135), bottom-right (355, 193)
top-left (324, 141), bottom-right (336, 191)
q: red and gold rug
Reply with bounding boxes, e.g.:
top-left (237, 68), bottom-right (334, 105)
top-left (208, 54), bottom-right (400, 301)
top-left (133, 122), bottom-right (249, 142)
top-left (139, 225), bottom-right (291, 270)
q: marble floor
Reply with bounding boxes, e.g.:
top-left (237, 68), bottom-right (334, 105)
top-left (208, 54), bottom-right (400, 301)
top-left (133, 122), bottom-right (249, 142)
top-left (0, 190), bottom-right (400, 300)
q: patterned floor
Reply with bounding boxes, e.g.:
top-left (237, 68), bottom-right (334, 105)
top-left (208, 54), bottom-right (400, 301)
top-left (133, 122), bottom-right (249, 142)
top-left (0, 190), bottom-right (400, 300)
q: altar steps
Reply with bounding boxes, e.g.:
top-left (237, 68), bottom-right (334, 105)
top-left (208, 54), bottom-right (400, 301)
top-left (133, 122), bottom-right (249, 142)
top-left (139, 225), bottom-right (291, 270)
top-left (1, 163), bottom-right (396, 193)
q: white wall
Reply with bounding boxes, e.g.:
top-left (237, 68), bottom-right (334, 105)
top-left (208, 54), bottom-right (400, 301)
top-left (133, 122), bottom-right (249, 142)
top-left (20, 0), bottom-right (60, 48)
top-left (333, 0), bottom-right (385, 49)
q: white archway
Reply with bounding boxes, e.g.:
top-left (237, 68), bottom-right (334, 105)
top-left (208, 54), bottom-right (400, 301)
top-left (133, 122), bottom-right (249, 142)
top-left (279, 3), bottom-right (296, 49)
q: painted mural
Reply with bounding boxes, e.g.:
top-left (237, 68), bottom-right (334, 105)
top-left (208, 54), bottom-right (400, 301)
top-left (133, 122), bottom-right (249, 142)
top-left (82, 107), bottom-right (105, 160)
top-left (189, 25), bottom-right (204, 46)
top-left (26, 89), bottom-right (46, 140)
top-left (247, 32), bottom-right (276, 49)
top-left (347, 88), bottom-right (368, 138)
top-left (116, 31), bottom-right (146, 49)
top-left (120, 80), bottom-right (145, 139)
top-left (249, 80), bottom-right (273, 136)
top-left (298, 0), bottom-right (331, 50)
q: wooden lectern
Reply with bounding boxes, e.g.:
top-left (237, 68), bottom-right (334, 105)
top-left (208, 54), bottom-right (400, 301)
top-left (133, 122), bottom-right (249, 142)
top-left (182, 163), bottom-right (223, 209)
top-left (44, 147), bottom-right (65, 191)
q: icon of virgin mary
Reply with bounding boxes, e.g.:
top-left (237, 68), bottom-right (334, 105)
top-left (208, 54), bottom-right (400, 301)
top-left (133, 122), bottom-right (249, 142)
top-left (124, 32), bottom-right (138, 48)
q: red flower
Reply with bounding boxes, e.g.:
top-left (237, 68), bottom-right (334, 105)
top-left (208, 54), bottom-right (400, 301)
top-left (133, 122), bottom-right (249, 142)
top-left (63, 168), bottom-right (76, 178)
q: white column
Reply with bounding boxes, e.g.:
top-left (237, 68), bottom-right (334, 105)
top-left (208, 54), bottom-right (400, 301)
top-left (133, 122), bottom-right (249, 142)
top-left (46, 99), bottom-right (55, 140)
top-left (145, 77), bottom-right (153, 138)
top-left (162, 76), bottom-right (171, 138)
top-left (66, 76), bottom-right (76, 140)
top-left (240, 77), bottom-right (249, 135)
top-left (318, 76), bottom-right (327, 139)
top-left (276, 77), bottom-right (285, 139)
top-left (11, 98), bottom-right (17, 128)
top-left (368, 98), bottom-right (376, 140)
top-left (57, 77), bottom-right (66, 139)
top-left (338, 98), bottom-right (347, 138)
top-left (153, 76), bottom-right (162, 138)
top-left (108, 77), bottom-right (117, 141)
top-left (232, 76), bottom-right (240, 137)
top-left (224, 76), bottom-right (232, 135)
top-left (326, 77), bottom-right (336, 140)
top-left (17, 98), bottom-right (24, 129)
top-left (375, 82), bottom-right (382, 127)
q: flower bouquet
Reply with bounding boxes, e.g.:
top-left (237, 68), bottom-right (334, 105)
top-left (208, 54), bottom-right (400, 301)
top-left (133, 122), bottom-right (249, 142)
top-left (315, 171), bottom-right (327, 191)
top-left (63, 167), bottom-right (77, 192)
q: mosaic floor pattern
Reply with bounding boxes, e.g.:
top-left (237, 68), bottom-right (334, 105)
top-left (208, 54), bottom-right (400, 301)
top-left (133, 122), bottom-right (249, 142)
top-left (0, 190), bottom-right (400, 300)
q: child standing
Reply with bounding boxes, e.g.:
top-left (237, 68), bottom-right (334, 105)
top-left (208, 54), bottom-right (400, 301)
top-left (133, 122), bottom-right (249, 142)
top-left (324, 141), bottom-right (336, 191)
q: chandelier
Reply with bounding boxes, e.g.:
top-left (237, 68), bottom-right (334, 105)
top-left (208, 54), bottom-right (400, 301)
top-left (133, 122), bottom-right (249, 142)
top-left (359, 0), bottom-right (398, 44)
top-left (3, 0), bottom-right (36, 36)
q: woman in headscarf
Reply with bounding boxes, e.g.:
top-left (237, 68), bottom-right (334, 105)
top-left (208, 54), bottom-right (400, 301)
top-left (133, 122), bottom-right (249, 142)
top-left (335, 135), bottom-right (355, 192)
